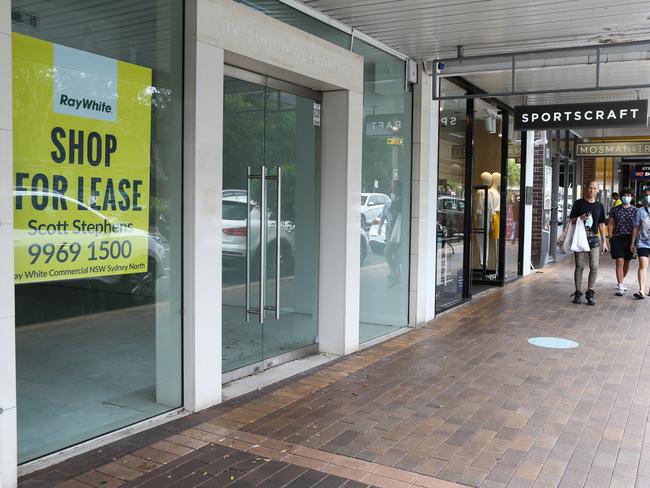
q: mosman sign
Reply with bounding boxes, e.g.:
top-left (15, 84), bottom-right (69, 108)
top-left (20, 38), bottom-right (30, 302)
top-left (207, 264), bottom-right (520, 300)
top-left (514, 100), bottom-right (648, 130)
top-left (576, 142), bottom-right (650, 157)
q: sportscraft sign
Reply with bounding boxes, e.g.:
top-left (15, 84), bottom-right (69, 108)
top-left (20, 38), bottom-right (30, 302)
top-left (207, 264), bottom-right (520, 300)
top-left (514, 100), bottom-right (648, 130)
top-left (12, 33), bottom-right (152, 284)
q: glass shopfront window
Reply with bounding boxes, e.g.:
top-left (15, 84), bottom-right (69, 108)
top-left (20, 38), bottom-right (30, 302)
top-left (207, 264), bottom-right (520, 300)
top-left (504, 142), bottom-right (522, 279)
top-left (436, 81), bottom-right (467, 311)
top-left (12, 0), bottom-right (183, 462)
top-left (354, 40), bottom-right (413, 343)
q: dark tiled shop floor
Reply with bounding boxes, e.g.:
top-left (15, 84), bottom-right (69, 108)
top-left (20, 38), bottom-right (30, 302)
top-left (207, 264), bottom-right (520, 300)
top-left (21, 257), bottom-right (650, 488)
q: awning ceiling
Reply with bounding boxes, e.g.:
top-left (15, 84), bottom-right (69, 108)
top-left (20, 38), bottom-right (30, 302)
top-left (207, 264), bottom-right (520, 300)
top-left (302, 0), bottom-right (650, 59)
top-left (302, 0), bottom-right (650, 108)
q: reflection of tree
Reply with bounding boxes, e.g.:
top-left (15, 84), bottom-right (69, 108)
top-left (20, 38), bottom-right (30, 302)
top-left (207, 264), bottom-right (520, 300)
top-left (361, 136), bottom-right (395, 195)
top-left (223, 89), bottom-right (297, 222)
top-left (508, 158), bottom-right (521, 190)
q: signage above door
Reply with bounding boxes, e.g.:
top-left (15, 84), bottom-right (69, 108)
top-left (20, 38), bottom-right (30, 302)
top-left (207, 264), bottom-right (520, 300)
top-left (576, 141), bottom-right (650, 157)
top-left (365, 114), bottom-right (403, 136)
top-left (514, 100), bottom-right (648, 130)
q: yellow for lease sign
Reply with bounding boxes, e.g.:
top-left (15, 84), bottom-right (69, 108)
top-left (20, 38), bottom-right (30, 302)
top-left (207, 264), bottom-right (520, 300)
top-left (12, 33), bottom-right (152, 284)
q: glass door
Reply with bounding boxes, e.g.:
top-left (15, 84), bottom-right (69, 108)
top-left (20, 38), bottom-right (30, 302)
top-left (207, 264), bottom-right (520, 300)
top-left (222, 70), bottom-right (319, 375)
top-left (436, 86), bottom-right (468, 312)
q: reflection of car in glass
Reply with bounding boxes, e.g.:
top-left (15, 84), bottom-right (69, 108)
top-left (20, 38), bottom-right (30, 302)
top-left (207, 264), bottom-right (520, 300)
top-left (13, 189), bottom-right (166, 298)
top-left (437, 196), bottom-right (464, 240)
top-left (221, 192), bottom-right (295, 275)
top-left (361, 193), bottom-right (390, 228)
top-left (222, 192), bottom-right (371, 270)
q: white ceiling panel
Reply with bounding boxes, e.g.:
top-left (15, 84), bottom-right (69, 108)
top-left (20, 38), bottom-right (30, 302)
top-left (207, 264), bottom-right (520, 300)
top-left (301, 0), bottom-right (650, 60)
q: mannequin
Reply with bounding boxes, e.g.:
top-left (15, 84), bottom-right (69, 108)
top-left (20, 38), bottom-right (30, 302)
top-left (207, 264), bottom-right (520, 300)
top-left (487, 172), bottom-right (501, 271)
top-left (473, 172), bottom-right (493, 269)
top-left (474, 172), bottom-right (493, 218)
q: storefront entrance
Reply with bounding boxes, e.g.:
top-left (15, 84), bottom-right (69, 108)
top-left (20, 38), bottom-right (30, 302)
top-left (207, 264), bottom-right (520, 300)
top-left (221, 67), bottom-right (320, 379)
top-left (436, 82), bottom-right (526, 313)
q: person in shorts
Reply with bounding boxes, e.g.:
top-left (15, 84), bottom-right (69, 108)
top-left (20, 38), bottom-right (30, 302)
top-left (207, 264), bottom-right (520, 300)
top-left (608, 188), bottom-right (638, 296)
top-left (630, 187), bottom-right (650, 299)
top-left (569, 181), bottom-right (608, 305)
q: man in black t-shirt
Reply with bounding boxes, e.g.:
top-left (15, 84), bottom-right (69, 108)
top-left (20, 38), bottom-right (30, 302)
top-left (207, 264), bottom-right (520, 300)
top-left (568, 181), bottom-right (608, 305)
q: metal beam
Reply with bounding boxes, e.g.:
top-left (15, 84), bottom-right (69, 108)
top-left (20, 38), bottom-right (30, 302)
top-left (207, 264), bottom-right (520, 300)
top-left (432, 38), bottom-right (650, 64)
top-left (435, 83), bottom-right (650, 101)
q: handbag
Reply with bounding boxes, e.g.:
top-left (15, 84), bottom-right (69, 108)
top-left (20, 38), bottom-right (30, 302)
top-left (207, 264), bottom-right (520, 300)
top-left (558, 222), bottom-right (575, 253)
top-left (570, 218), bottom-right (590, 253)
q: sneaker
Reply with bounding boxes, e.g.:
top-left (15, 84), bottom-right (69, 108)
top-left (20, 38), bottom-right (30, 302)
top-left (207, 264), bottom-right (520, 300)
top-left (586, 289), bottom-right (596, 306)
top-left (571, 291), bottom-right (582, 304)
top-left (614, 284), bottom-right (629, 291)
top-left (616, 284), bottom-right (625, 296)
top-left (633, 292), bottom-right (645, 300)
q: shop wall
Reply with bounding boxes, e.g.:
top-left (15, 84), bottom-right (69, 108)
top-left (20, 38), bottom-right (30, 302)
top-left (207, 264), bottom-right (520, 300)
top-left (409, 64), bottom-right (436, 325)
top-left (1, 0), bottom-right (18, 484)
top-left (473, 123), bottom-right (502, 185)
top-left (522, 131), bottom-right (535, 276)
top-left (531, 137), bottom-right (547, 268)
top-left (582, 157), bottom-right (596, 188)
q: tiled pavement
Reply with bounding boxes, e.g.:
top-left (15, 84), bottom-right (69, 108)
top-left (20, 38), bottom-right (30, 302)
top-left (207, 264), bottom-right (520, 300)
top-left (20, 257), bottom-right (650, 488)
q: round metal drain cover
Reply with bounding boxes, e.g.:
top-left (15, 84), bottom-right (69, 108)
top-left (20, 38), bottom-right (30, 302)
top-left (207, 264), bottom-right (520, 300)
top-left (528, 337), bottom-right (579, 349)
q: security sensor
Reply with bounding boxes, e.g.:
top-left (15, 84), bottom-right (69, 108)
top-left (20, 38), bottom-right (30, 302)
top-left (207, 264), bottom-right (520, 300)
top-left (485, 116), bottom-right (496, 133)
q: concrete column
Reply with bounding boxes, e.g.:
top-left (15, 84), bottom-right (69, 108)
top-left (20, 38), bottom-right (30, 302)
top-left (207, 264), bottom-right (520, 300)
top-left (0, 0), bottom-right (17, 486)
top-left (522, 131), bottom-right (534, 276)
top-left (182, 1), bottom-right (223, 412)
top-left (318, 90), bottom-right (363, 356)
top-left (409, 64), bottom-right (437, 325)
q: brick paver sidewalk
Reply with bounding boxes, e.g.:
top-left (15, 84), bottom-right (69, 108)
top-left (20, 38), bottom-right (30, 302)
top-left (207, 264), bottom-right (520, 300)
top-left (20, 257), bottom-right (650, 488)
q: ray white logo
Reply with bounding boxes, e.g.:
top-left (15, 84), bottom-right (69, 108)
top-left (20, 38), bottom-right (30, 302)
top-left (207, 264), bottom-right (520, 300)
top-left (53, 44), bottom-right (117, 121)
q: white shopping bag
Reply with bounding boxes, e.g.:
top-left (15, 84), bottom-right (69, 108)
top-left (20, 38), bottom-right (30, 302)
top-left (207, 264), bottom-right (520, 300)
top-left (570, 218), bottom-right (590, 253)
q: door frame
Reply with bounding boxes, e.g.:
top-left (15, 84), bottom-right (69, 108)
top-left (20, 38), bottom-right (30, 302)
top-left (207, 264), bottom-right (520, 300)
top-left (184, 0), bottom-right (364, 412)
top-left (224, 65), bottom-right (322, 102)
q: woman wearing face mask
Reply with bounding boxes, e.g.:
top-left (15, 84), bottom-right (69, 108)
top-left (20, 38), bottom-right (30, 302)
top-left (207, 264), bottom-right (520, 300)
top-left (630, 187), bottom-right (650, 299)
top-left (608, 188), bottom-right (638, 296)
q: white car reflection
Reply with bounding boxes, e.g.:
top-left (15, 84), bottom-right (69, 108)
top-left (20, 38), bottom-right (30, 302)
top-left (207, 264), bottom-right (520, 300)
top-left (361, 192), bottom-right (390, 228)
top-left (221, 192), bottom-right (295, 275)
top-left (13, 189), bottom-right (166, 297)
top-left (368, 218), bottom-right (387, 254)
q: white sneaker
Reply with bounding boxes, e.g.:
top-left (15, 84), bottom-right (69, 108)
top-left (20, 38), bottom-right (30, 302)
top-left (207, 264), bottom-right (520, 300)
top-left (615, 284), bottom-right (628, 291)
top-left (616, 284), bottom-right (625, 296)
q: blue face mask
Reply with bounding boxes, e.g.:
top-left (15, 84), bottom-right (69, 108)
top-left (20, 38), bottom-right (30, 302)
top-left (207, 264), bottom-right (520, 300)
top-left (646, 195), bottom-right (650, 204)
top-left (622, 196), bottom-right (632, 205)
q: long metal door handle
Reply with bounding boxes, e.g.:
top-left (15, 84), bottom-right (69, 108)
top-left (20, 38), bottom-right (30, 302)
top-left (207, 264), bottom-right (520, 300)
top-left (259, 165), bottom-right (267, 324)
top-left (275, 167), bottom-right (282, 320)
top-left (245, 166), bottom-right (252, 323)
